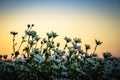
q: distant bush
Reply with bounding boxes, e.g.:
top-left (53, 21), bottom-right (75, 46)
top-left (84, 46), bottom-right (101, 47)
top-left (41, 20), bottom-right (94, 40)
top-left (0, 24), bottom-right (120, 80)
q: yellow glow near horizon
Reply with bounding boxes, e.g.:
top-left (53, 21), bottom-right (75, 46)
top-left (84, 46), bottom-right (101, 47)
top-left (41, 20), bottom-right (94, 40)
top-left (0, 1), bottom-right (120, 58)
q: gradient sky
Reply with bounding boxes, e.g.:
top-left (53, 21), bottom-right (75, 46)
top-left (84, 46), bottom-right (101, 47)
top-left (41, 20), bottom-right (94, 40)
top-left (0, 0), bottom-right (120, 58)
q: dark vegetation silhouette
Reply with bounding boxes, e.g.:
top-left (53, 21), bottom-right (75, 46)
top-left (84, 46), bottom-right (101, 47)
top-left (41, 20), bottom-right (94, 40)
top-left (0, 24), bottom-right (120, 80)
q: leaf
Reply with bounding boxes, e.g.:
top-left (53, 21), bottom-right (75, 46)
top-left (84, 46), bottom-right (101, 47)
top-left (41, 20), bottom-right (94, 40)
top-left (14, 43), bottom-right (17, 46)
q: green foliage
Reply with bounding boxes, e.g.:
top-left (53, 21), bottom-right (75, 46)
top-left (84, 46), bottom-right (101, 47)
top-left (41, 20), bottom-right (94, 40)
top-left (103, 52), bottom-right (112, 59)
top-left (0, 24), bottom-right (120, 80)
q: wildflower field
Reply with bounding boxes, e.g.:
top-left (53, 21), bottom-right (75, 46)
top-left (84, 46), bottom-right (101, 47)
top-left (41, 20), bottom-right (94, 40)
top-left (0, 24), bottom-right (120, 80)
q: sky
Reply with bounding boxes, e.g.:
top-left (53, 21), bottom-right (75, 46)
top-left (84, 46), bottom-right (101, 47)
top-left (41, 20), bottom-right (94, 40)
top-left (0, 0), bottom-right (120, 58)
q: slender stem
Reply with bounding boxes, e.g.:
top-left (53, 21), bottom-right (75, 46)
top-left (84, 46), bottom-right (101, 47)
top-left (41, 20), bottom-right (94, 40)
top-left (51, 38), bottom-right (54, 43)
top-left (18, 42), bottom-right (23, 51)
top-left (48, 48), bottom-right (51, 55)
top-left (29, 26), bottom-right (33, 31)
top-left (28, 36), bottom-right (30, 45)
top-left (27, 36), bottom-right (30, 50)
top-left (63, 42), bottom-right (67, 51)
top-left (85, 49), bottom-right (88, 57)
top-left (40, 44), bottom-right (43, 53)
top-left (29, 45), bottom-right (32, 52)
top-left (46, 38), bottom-right (50, 51)
top-left (13, 35), bottom-right (15, 53)
top-left (18, 34), bottom-right (27, 51)
top-left (93, 45), bottom-right (97, 53)
top-left (18, 27), bottom-right (29, 51)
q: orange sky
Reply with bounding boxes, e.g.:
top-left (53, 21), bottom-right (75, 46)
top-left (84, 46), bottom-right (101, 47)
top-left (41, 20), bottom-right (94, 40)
top-left (0, 0), bottom-right (120, 58)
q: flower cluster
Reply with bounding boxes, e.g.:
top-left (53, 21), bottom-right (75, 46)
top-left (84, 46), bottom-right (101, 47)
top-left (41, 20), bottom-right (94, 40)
top-left (0, 24), bottom-right (120, 80)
